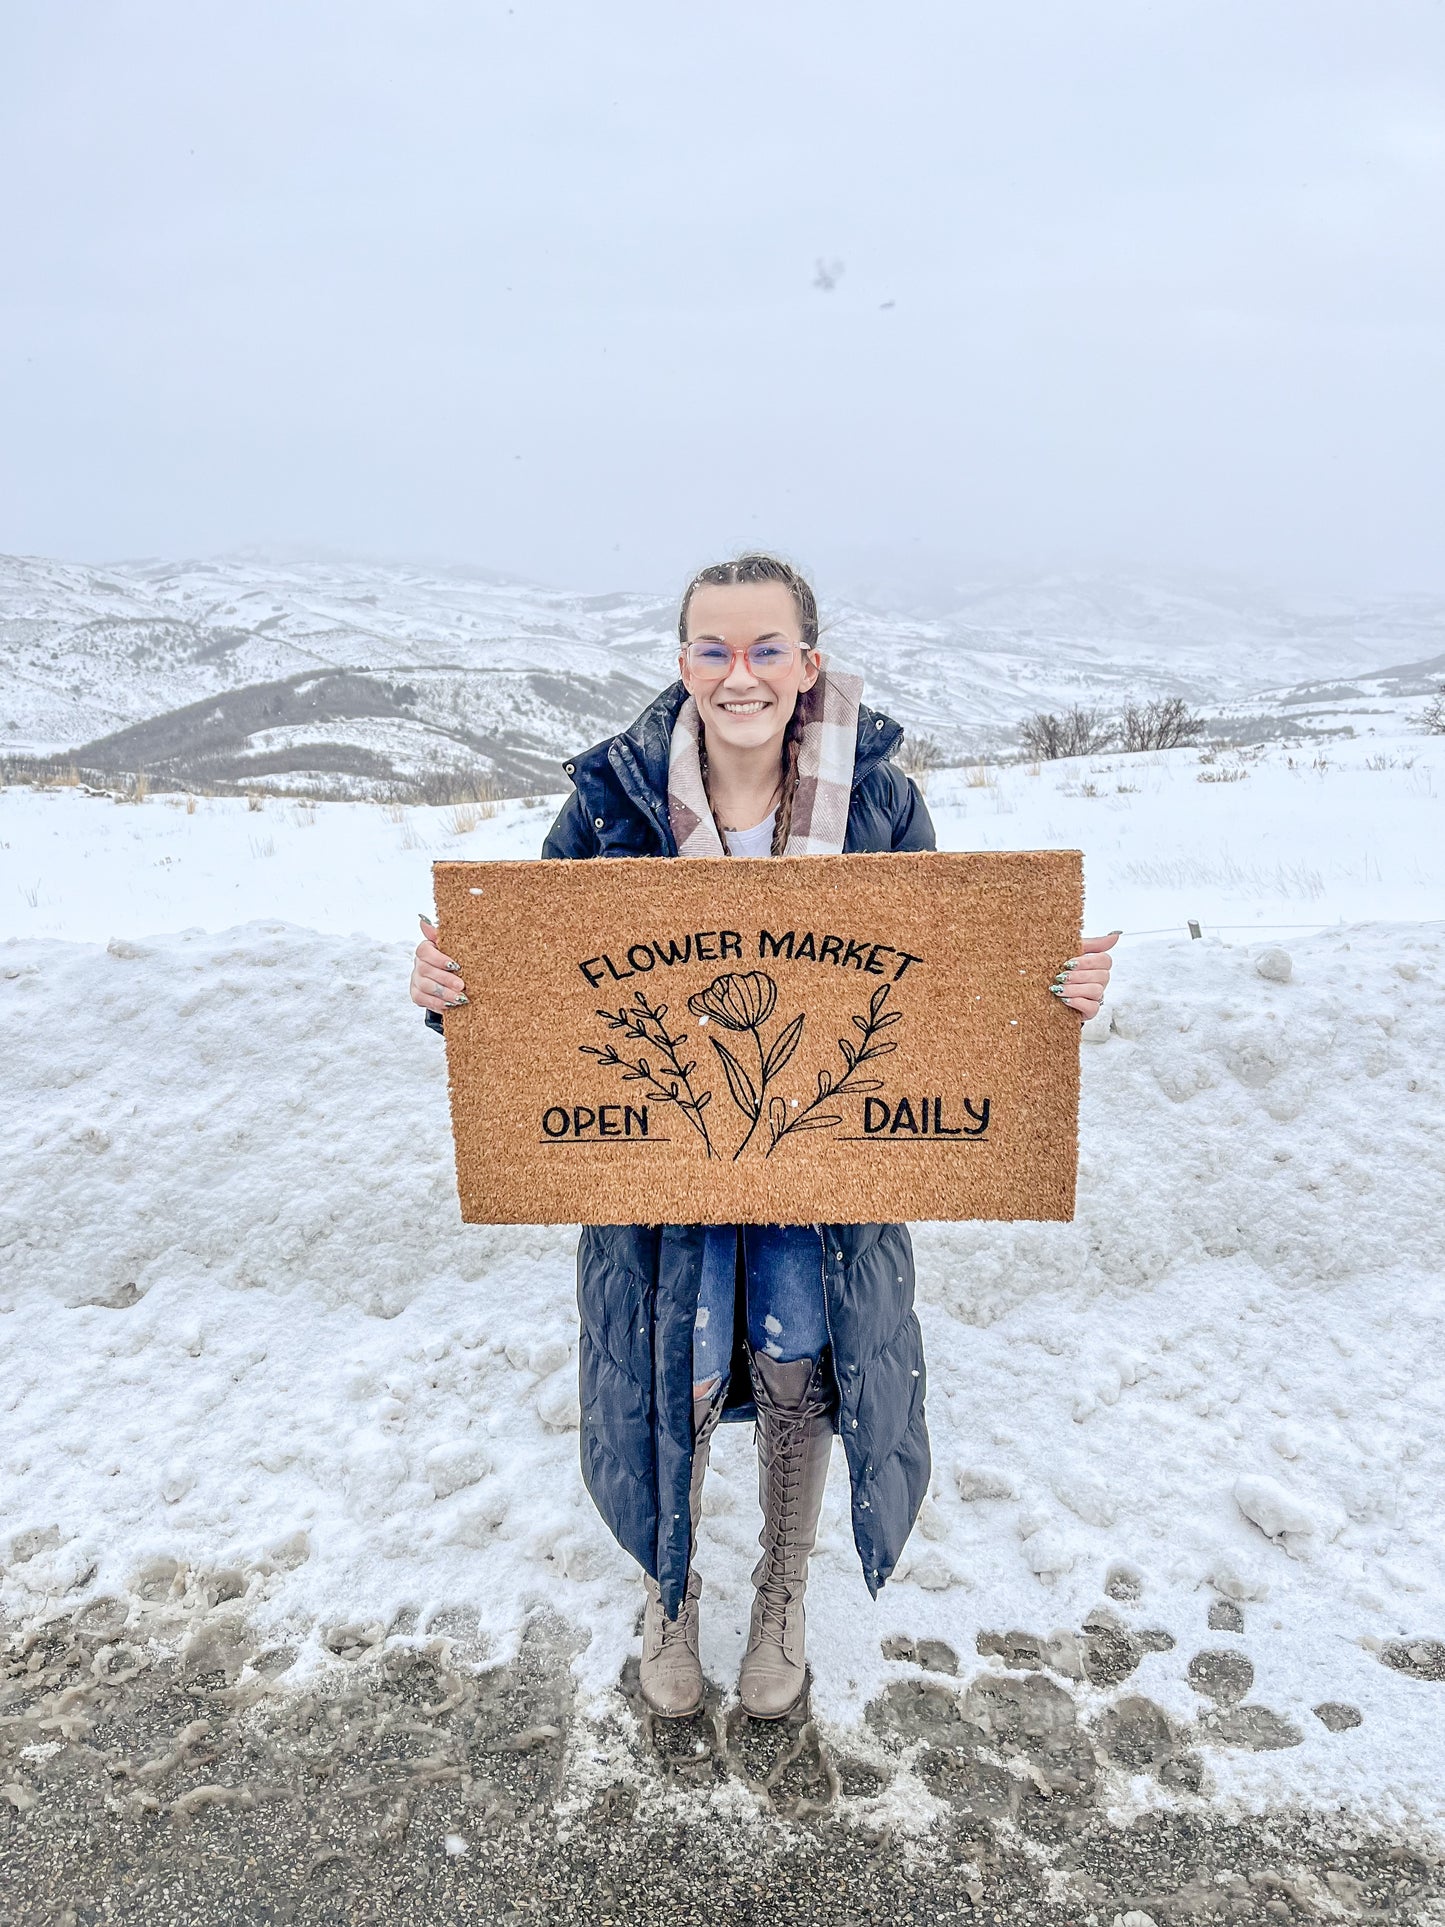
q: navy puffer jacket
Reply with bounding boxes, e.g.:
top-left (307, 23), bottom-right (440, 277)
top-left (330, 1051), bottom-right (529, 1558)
top-left (432, 680), bottom-right (935, 1616)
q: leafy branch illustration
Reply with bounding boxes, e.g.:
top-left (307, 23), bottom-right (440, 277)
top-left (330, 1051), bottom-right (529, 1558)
top-left (687, 972), bottom-right (805, 1162)
top-left (766, 981), bottom-right (902, 1156)
top-left (579, 990), bottom-right (716, 1156)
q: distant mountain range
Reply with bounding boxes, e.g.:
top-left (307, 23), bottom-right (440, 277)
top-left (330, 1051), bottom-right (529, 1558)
top-left (1, 551), bottom-right (1439, 796)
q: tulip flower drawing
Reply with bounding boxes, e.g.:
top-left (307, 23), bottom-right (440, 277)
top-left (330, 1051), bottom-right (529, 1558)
top-left (687, 970), bottom-right (778, 1033)
top-left (688, 972), bottom-right (805, 1160)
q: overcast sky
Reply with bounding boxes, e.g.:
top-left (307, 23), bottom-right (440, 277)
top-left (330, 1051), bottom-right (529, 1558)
top-left (3, 1), bottom-right (1442, 598)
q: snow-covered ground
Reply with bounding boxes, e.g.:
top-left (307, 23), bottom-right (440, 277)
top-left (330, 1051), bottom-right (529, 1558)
top-left (2, 729), bottom-right (1443, 1833)
top-left (3, 729), bottom-right (1438, 945)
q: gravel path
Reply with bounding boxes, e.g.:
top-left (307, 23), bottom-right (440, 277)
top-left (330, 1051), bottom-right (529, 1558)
top-left (2, 1609), bottom-right (1442, 1926)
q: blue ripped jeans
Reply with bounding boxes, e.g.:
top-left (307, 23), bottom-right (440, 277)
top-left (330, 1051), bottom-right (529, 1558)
top-left (691, 1224), bottom-right (829, 1396)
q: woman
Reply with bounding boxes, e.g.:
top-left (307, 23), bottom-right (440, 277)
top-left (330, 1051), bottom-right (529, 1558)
top-left (411, 554), bottom-right (1114, 1721)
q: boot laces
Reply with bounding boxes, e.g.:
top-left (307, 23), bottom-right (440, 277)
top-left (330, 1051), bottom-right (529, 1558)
top-left (653, 1586), bottom-right (697, 1656)
top-left (755, 1404), bottom-right (820, 1642)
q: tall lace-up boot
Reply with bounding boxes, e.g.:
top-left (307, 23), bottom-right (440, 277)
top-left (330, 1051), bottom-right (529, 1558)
top-left (639, 1389), bottom-right (725, 1718)
top-left (737, 1349), bottom-right (836, 1719)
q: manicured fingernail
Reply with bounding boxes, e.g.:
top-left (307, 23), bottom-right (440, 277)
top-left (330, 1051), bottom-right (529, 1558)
top-left (1049, 984), bottom-right (1066, 997)
top-left (419, 911), bottom-right (434, 923)
top-left (449, 994), bottom-right (468, 1007)
top-left (445, 960), bottom-right (461, 973)
top-left (1110, 929), bottom-right (1123, 936)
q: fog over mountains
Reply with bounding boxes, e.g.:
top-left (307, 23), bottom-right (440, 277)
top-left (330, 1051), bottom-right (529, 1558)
top-left (2, 551), bottom-right (1440, 798)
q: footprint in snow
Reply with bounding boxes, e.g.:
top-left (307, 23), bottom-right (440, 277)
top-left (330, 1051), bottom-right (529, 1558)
top-left (1197, 1704), bottom-right (1303, 1751)
top-left (1381, 1638), bottom-right (1445, 1682)
top-left (881, 1635), bottom-right (959, 1676)
top-left (1186, 1649), bottom-right (1254, 1706)
top-left (1208, 1599), bottom-right (1245, 1633)
top-left (1314, 1701), bottom-right (1363, 1733)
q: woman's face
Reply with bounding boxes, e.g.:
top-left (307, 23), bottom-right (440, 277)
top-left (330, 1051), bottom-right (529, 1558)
top-left (679, 581), bottom-right (820, 754)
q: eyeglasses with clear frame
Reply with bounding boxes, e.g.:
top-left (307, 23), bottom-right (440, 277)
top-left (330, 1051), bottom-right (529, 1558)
top-left (681, 639), bottom-right (815, 679)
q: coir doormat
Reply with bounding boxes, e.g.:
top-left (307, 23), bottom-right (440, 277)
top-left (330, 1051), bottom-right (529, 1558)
top-left (434, 849), bottom-right (1082, 1227)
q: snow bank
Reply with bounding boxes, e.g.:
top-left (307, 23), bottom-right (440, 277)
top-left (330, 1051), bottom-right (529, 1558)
top-left (3, 916), bottom-right (1443, 1825)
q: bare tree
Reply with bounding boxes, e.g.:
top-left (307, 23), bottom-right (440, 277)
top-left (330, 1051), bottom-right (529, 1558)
top-left (1420, 685), bottom-right (1445, 735)
top-left (1120, 696), bottom-right (1203, 752)
top-left (1019, 705), bottom-right (1113, 760)
top-left (1062, 705), bottom-right (1112, 756)
top-left (1019, 711), bottom-right (1067, 760)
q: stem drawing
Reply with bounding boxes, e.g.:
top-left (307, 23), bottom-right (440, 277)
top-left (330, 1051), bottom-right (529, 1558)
top-left (579, 990), bottom-right (716, 1156)
top-left (686, 972), bottom-right (806, 1161)
top-left (766, 981), bottom-right (902, 1156)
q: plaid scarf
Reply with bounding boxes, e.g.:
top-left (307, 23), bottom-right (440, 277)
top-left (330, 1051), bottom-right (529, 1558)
top-left (666, 666), bottom-right (864, 858)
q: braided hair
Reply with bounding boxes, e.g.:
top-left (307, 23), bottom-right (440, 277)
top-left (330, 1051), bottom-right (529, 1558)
top-left (678, 554), bottom-right (819, 858)
top-left (769, 703), bottom-right (806, 856)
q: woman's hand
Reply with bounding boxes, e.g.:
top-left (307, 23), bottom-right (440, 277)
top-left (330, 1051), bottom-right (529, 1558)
top-left (410, 915), bottom-right (468, 1014)
top-left (1051, 930), bottom-right (1119, 1019)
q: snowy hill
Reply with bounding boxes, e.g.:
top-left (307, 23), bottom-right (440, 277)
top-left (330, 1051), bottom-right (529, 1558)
top-left (0, 553), bottom-right (675, 795)
top-left (2, 551), bottom-right (1441, 795)
top-left (1228, 648), bottom-right (1445, 743)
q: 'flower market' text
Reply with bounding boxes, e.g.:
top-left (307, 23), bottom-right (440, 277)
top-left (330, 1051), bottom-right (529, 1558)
top-left (576, 928), bottom-right (925, 990)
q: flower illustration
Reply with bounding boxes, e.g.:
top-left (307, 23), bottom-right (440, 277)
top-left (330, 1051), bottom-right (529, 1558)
top-left (687, 972), bottom-right (803, 1159)
top-left (687, 971), bottom-right (778, 1032)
